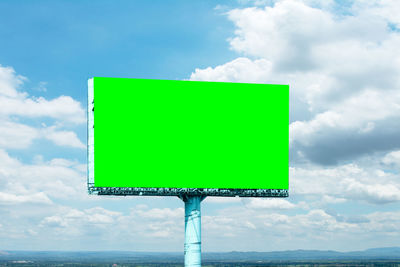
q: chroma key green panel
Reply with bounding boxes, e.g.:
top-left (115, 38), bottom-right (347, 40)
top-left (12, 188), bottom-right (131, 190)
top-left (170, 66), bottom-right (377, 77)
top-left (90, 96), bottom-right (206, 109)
top-left (88, 77), bottom-right (288, 196)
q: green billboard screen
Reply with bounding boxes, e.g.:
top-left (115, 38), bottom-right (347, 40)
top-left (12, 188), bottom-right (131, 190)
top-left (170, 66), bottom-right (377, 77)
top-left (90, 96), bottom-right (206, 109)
top-left (88, 77), bottom-right (288, 197)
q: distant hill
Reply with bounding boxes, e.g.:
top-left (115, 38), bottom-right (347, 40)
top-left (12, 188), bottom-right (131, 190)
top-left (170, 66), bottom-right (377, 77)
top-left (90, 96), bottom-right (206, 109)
top-left (204, 247), bottom-right (400, 261)
top-left (0, 247), bottom-right (399, 263)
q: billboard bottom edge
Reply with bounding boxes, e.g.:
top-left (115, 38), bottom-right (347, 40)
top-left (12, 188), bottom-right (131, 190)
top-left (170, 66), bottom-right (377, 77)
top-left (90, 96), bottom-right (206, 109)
top-left (88, 186), bottom-right (288, 197)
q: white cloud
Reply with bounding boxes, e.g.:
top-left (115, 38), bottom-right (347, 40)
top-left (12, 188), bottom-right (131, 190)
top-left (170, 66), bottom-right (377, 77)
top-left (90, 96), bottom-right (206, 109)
top-left (291, 164), bottom-right (400, 204)
top-left (0, 122), bottom-right (85, 150)
top-left (365, 210), bottom-right (400, 233)
top-left (291, 89), bottom-right (400, 137)
top-left (40, 207), bottom-right (122, 230)
top-left (0, 192), bottom-right (52, 205)
top-left (132, 207), bottom-right (183, 219)
top-left (30, 205), bottom-right (185, 247)
top-left (0, 120), bottom-right (40, 149)
top-left (0, 64), bottom-right (26, 98)
top-left (289, 88), bottom-right (400, 164)
top-left (40, 215), bottom-right (69, 228)
top-left (382, 150), bottom-right (400, 167)
top-left (48, 158), bottom-right (79, 167)
top-left (85, 207), bottom-right (121, 224)
top-left (0, 65), bottom-right (85, 150)
top-left (42, 126), bottom-right (85, 149)
top-left (7, 198), bottom-right (397, 251)
top-left (228, 1), bottom-right (333, 67)
top-left (0, 65), bottom-right (85, 124)
top-left (192, 0), bottom-right (400, 165)
top-left (343, 178), bottom-right (400, 204)
top-left (0, 95), bottom-right (86, 124)
top-left (191, 57), bottom-right (273, 83)
top-left (352, 0), bottom-right (400, 26)
top-left (0, 149), bottom-right (86, 203)
top-left (227, 0), bottom-right (397, 78)
top-left (204, 197), bottom-right (241, 204)
top-left (202, 205), bottom-right (400, 251)
top-left (321, 195), bottom-right (347, 204)
top-left (243, 198), bottom-right (297, 209)
top-left (32, 81), bottom-right (47, 92)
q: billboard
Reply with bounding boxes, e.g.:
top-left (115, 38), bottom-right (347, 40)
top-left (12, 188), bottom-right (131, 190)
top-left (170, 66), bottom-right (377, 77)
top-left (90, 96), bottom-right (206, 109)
top-left (88, 77), bottom-right (288, 197)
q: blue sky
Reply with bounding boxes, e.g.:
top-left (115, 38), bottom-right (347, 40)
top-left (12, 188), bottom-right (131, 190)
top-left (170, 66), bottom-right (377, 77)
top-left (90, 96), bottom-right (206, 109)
top-left (0, 0), bottom-right (236, 98)
top-left (0, 0), bottom-right (400, 252)
top-left (0, 0), bottom-right (237, 163)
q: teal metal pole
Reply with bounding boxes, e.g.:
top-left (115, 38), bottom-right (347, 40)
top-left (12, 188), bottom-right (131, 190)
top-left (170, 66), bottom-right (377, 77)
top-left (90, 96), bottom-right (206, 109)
top-left (182, 195), bottom-right (205, 267)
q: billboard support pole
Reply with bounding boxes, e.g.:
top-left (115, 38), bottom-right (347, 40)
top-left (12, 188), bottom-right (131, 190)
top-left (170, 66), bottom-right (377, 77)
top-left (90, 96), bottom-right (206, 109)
top-left (180, 195), bottom-right (205, 267)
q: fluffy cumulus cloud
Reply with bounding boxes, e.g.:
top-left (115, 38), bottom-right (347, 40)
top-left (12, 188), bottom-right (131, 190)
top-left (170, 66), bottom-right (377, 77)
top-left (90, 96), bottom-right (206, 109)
top-left (0, 192), bottom-right (52, 205)
top-left (39, 207), bottom-right (123, 233)
top-left (0, 65), bottom-right (85, 150)
top-left (0, 121), bottom-right (39, 149)
top-left (382, 149), bottom-right (400, 167)
top-left (291, 164), bottom-right (400, 204)
top-left (201, 205), bottom-right (400, 251)
top-left (192, 0), bottom-right (400, 165)
top-left (243, 198), bottom-right (299, 209)
top-left (18, 199), bottom-right (398, 252)
top-left (42, 126), bottom-right (85, 149)
top-left (0, 65), bottom-right (85, 124)
top-left (1, 203), bottom-right (185, 250)
top-left (0, 149), bottom-right (85, 204)
top-left (192, 57), bottom-right (273, 83)
top-left (0, 122), bottom-right (85, 149)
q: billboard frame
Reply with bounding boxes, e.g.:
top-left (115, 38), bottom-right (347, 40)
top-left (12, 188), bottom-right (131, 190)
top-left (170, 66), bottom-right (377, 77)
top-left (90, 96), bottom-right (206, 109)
top-left (87, 78), bottom-right (288, 198)
top-left (88, 186), bottom-right (288, 197)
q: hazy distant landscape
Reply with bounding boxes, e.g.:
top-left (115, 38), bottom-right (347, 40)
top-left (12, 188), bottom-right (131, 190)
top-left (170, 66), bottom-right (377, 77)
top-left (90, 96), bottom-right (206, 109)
top-left (1, 247), bottom-right (400, 266)
top-left (2, 262), bottom-right (400, 267)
